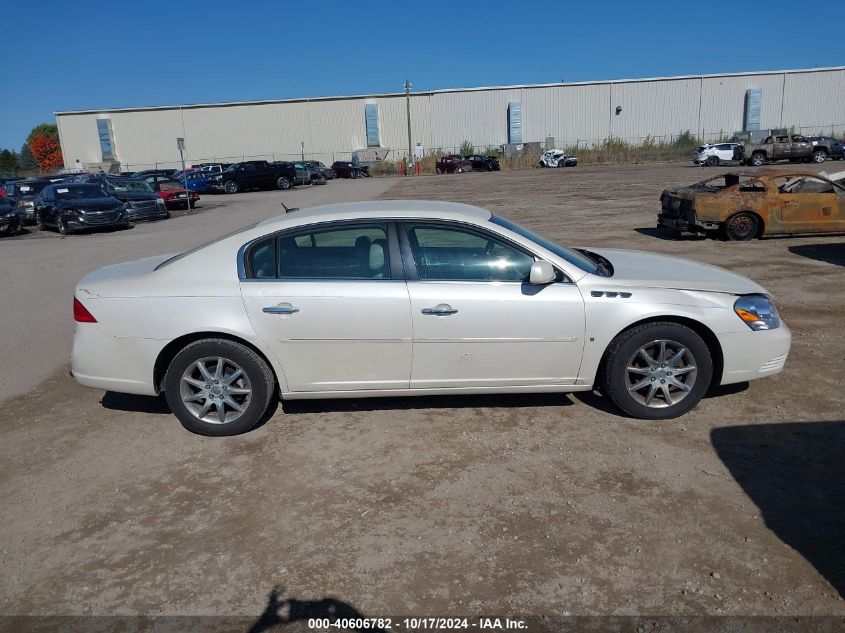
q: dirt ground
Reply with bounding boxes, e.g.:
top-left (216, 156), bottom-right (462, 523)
top-left (1, 163), bottom-right (843, 623)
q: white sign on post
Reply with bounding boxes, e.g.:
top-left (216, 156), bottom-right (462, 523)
top-left (176, 137), bottom-right (185, 151)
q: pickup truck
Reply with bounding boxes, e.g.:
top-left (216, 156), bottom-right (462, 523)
top-left (743, 133), bottom-right (829, 166)
top-left (209, 160), bottom-right (302, 194)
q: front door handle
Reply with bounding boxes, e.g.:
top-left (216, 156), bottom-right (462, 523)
top-left (421, 303), bottom-right (458, 316)
top-left (263, 303), bottom-right (299, 315)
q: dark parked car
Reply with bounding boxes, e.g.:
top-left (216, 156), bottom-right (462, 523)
top-left (435, 155), bottom-right (471, 174)
top-left (0, 176), bottom-right (24, 196)
top-left (304, 160), bottom-right (335, 180)
top-left (209, 160), bottom-right (301, 193)
top-left (331, 161), bottom-right (370, 179)
top-left (463, 154), bottom-right (500, 171)
top-left (807, 136), bottom-right (844, 160)
top-left (70, 175), bottom-right (170, 220)
top-left (0, 196), bottom-right (21, 235)
top-left (33, 183), bottom-right (129, 235)
top-left (3, 179), bottom-right (56, 224)
top-left (131, 168), bottom-right (178, 179)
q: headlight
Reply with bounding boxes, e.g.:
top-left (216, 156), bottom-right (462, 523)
top-left (156, 198), bottom-right (166, 207)
top-left (734, 294), bottom-right (780, 331)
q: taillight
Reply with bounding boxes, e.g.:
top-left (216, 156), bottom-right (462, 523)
top-left (73, 297), bottom-right (97, 323)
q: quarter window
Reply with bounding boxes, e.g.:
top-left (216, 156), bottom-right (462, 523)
top-left (405, 223), bottom-right (534, 282)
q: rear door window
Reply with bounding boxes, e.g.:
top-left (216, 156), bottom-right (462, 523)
top-left (276, 224), bottom-right (391, 279)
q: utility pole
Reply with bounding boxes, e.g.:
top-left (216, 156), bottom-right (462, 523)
top-left (404, 80), bottom-right (413, 171)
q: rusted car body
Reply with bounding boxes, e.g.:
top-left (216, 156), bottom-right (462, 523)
top-left (658, 170), bottom-right (845, 240)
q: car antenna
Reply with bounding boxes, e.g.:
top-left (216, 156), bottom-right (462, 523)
top-left (280, 202), bottom-right (299, 213)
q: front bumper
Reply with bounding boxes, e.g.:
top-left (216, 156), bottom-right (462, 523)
top-left (127, 201), bottom-right (168, 221)
top-left (18, 205), bottom-right (36, 221)
top-left (718, 324), bottom-right (792, 385)
top-left (0, 213), bottom-right (21, 233)
top-left (64, 210), bottom-right (129, 230)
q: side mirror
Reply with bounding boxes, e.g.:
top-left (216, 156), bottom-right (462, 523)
top-left (529, 260), bottom-right (556, 285)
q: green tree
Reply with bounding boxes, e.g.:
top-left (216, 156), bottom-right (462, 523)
top-left (19, 143), bottom-right (38, 171)
top-left (26, 123), bottom-right (59, 146)
top-left (459, 140), bottom-right (474, 156)
top-left (0, 149), bottom-right (18, 172)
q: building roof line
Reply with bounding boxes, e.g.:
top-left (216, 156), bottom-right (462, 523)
top-left (54, 66), bottom-right (845, 116)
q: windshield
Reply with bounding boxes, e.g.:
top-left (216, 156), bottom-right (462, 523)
top-left (490, 215), bottom-right (598, 274)
top-left (54, 184), bottom-right (109, 200)
top-left (104, 179), bottom-right (154, 193)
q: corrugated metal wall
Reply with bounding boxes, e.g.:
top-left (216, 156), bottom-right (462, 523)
top-left (55, 68), bottom-right (845, 169)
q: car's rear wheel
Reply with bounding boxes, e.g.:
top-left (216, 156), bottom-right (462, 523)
top-left (277, 177), bottom-right (291, 190)
top-left (750, 153), bottom-right (766, 167)
top-left (600, 322), bottom-right (713, 420)
top-left (164, 338), bottom-right (275, 436)
top-left (706, 156), bottom-right (719, 166)
top-left (812, 150), bottom-right (827, 163)
top-left (724, 212), bottom-right (759, 241)
top-left (223, 180), bottom-right (239, 194)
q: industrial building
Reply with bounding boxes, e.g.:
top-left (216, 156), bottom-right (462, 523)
top-left (54, 66), bottom-right (845, 171)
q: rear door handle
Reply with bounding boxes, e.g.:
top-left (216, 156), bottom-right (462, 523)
top-left (421, 303), bottom-right (458, 316)
top-left (263, 303), bottom-right (299, 315)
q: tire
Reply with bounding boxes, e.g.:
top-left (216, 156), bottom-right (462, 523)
top-left (223, 180), bottom-right (239, 194)
top-left (724, 212), bottom-right (760, 241)
top-left (600, 322), bottom-right (713, 420)
top-left (557, 160), bottom-right (567, 168)
top-left (276, 177), bottom-right (291, 190)
top-left (164, 338), bottom-right (275, 436)
top-left (35, 212), bottom-right (44, 231)
top-left (750, 153), bottom-right (766, 167)
top-left (435, 168), bottom-right (442, 174)
top-left (812, 150), bottom-right (827, 164)
top-left (351, 170), bottom-right (359, 179)
top-left (57, 217), bottom-right (68, 235)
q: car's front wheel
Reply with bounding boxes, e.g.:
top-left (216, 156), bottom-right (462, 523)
top-left (600, 322), bottom-right (713, 420)
top-left (164, 338), bottom-right (275, 436)
top-left (812, 150), bottom-right (827, 163)
top-left (223, 180), bottom-right (239, 194)
top-left (277, 176), bottom-right (291, 190)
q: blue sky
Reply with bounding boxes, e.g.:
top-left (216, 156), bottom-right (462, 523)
top-left (2, 0), bottom-right (842, 150)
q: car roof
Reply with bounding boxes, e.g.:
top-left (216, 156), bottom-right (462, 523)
top-left (257, 200), bottom-right (492, 229)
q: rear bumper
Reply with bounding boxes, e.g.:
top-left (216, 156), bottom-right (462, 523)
top-left (657, 208), bottom-right (721, 235)
top-left (71, 322), bottom-right (164, 396)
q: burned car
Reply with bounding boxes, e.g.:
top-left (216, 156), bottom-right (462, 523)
top-left (539, 149), bottom-right (578, 168)
top-left (658, 170), bottom-right (845, 240)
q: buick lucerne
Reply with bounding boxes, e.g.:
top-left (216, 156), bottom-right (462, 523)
top-left (71, 201), bottom-right (790, 435)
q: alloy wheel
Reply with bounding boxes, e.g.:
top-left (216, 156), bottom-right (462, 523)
top-left (624, 339), bottom-right (697, 408)
top-left (179, 356), bottom-right (253, 424)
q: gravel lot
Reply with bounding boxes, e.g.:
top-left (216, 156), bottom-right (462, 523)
top-left (1, 164), bottom-right (843, 621)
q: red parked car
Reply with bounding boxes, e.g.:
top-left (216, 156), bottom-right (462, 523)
top-left (435, 155), bottom-right (471, 174)
top-left (139, 174), bottom-right (200, 209)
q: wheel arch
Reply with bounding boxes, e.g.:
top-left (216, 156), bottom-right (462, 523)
top-left (596, 315), bottom-right (725, 390)
top-left (154, 331), bottom-right (284, 395)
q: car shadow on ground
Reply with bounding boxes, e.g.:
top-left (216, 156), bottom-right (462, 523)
top-left (101, 391), bottom-right (171, 414)
top-left (573, 382), bottom-right (748, 417)
top-left (711, 420), bottom-right (845, 599)
top-left (248, 586), bottom-right (388, 633)
top-left (281, 392), bottom-right (573, 414)
top-left (788, 243), bottom-right (845, 267)
top-left (633, 227), bottom-right (707, 241)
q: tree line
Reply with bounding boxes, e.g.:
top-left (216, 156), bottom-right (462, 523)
top-left (0, 123), bottom-right (64, 174)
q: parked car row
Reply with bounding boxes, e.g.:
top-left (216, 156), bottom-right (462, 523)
top-left (435, 154), bottom-right (501, 174)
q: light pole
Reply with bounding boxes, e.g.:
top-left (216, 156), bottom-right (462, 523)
top-left (404, 80), bottom-right (413, 171)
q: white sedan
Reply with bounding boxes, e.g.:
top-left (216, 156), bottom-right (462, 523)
top-left (71, 201), bottom-right (791, 435)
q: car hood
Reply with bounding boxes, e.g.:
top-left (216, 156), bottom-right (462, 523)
top-left (60, 197), bottom-right (123, 210)
top-left (591, 248), bottom-right (767, 295)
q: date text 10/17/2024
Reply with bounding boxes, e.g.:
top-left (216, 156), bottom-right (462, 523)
top-left (307, 617), bottom-right (528, 630)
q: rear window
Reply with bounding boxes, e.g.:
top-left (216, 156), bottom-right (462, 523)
top-left (155, 222), bottom-right (261, 270)
top-left (15, 181), bottom-right (50, 195)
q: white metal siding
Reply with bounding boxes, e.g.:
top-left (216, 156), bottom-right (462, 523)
top-left (55, 68), bottom-right (845, 168)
